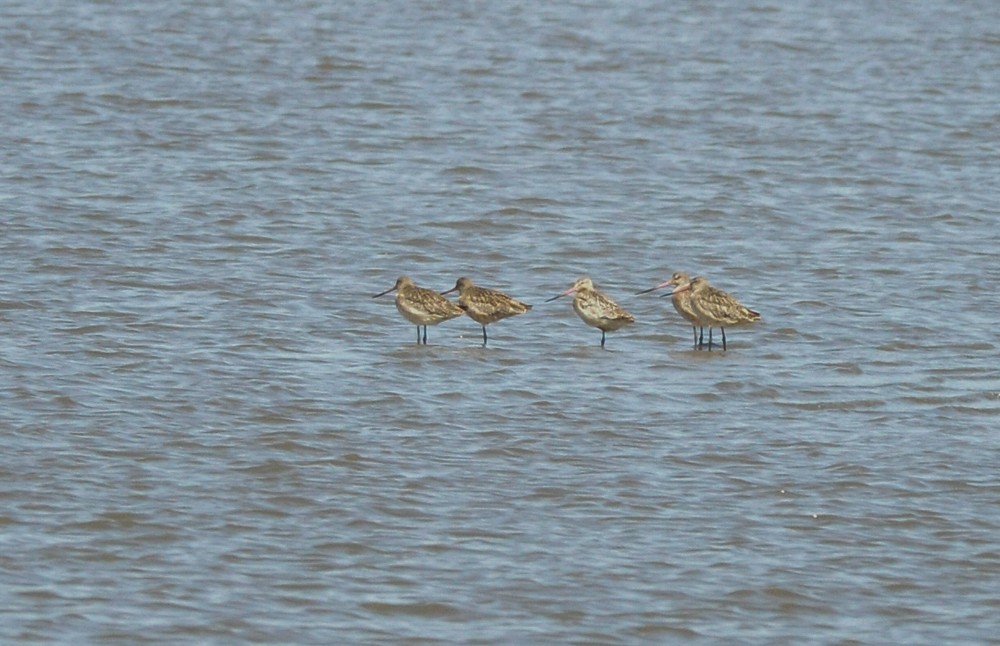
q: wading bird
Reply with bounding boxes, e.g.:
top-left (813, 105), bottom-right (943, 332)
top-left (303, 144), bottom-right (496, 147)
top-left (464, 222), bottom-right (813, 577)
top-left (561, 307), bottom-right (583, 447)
top-left (373, 275), bottom-right (464, 344)
top-left (546, 277), bottom-right (634, 348)
top-left (636, 271), bottom-right (710, 349)
top-left (672, 276), bottom-right (760, 350)
top-left (440, 277), bottom-right (532, 346)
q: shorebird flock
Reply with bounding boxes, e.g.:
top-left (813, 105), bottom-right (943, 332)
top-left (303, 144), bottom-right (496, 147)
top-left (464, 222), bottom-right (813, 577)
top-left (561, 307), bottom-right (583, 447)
top-left (374, 273), bottom-right (759, 349)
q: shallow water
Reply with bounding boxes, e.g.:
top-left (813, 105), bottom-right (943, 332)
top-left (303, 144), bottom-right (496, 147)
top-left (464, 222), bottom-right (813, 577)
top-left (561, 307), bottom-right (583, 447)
top-left (2, 0), bottom-right (999, 643)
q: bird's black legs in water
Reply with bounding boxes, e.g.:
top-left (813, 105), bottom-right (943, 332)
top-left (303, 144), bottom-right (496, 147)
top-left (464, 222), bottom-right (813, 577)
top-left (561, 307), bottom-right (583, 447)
top-left (416, 326), bottom-right (421, 344)
top-left (421, 325), bottom-right (428, 345)
top-left (482, 326), bottom-right (488, 346)
top-left (687, 326), bottom-right (727, 351)
top-left (695, 326), bottom-right (707, 350)
top-left (600, 330), bottom-right (607, 348)
top-left (701, 327), bottom-right (727, 351)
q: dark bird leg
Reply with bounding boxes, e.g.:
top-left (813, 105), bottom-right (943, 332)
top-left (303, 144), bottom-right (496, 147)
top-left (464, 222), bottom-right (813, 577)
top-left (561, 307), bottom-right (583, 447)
top-left (600, 330), bottom-right (606, 348)
top-left (721, 327), bottom-right (727, 351)
top-left (422, 325), bottom-right (428, 345)
top-left (707, 328), bottom-right (714, 351)
top-left (692, 326), bottom-right (698, 348)
top-left (482, 326), bottom-right (488, 346)
top-left (415, 326), bottom-right (421, 344)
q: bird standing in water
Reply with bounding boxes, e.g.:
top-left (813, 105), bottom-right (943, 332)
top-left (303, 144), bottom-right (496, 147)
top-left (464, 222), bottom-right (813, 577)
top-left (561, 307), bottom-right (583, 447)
top-left (373, 275), bottom-right (464, 344)
top-left (636, 271), bottom-right (710, 349)
top-left (440, 277), bottom-right (532, 346)
top-left (673, 276), bottom-right (760, 350)
top-left (546, 277), bottom-right (635, 348)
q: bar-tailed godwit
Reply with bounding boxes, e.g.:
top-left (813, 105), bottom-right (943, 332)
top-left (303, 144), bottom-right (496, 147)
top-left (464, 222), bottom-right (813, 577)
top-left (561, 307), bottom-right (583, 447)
top-left (673, 276), bottom-right (760, 350)
top-left (373, 275), bottom-right (464, 344)
top-left (546, 277), bottom-right (635, 348)
top-left (636, 271), bottom-right (710, 349)
top-left (440, 277), bottom-right (532, 346)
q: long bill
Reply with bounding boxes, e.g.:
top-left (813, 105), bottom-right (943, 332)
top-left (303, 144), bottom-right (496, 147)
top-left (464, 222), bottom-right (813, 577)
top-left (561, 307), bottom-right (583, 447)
top-left (545, 286), bottom-right (576, 303)
top-left (635, 279), bottom-right (672, 295)
top-left (659, 283), bottom-right (689, 298)
top-left (373, 286), bottom-right (397, 298)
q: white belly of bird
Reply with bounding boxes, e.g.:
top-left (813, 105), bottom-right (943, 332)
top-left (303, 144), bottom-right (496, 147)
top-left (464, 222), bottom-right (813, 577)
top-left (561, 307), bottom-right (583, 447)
top-left (574, 299), bottom-right (629, 331)
top-left (396, 298), bottom-right (441, 326)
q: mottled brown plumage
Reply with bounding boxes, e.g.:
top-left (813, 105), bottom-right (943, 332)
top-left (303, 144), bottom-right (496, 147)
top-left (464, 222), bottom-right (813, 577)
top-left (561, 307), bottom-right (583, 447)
top-left (373, 275), bottom-right (464, 344)
top-left (546, 277), bottom-right (634, 348)
top-left (440, 277), bottom-right (532, 345)
top-left (676, 276), bottom-right (760, 350)
top-left (636, 271), bottom-right (711, 348)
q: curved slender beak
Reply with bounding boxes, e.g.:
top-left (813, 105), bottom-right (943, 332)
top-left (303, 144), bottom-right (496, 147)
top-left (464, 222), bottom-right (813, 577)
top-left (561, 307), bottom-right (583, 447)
top-left (373, 286), bottom-right (397, 298)
top-left (660, 283), bottom-right (689, 297)
top-left (635, 279), bottom-right (673, 296)
top-left (545, 285), bottom-right (576, 302)
top-left (440, 286), bottom-right (458, 296)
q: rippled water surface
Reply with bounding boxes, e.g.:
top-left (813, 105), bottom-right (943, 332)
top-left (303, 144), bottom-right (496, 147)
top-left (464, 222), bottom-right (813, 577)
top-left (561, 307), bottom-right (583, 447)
top-left (3, 0), bottom-right (999, 643)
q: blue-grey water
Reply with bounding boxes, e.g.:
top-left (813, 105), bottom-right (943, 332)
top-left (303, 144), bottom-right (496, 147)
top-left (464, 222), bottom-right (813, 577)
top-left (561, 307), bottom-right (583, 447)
top-left (2, 0), bottom-right (999, 643)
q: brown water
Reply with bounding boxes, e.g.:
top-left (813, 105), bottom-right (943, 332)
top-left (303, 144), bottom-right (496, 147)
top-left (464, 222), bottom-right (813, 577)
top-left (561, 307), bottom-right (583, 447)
top-left (2, 0), bottom-right (999, 643)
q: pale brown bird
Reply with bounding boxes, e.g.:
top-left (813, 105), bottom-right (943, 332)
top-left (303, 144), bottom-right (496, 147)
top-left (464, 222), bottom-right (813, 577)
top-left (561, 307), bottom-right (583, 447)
top-left (674, 276), bottom-right (760, 350)
top-left (373, 275), bottom-right (464, 344)
top-left (440, 277), bottom-right (532, 346)
top-left (636, 271), bottom-right (711, 349)
top-left (546, 277), bottom-right (635, 348)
